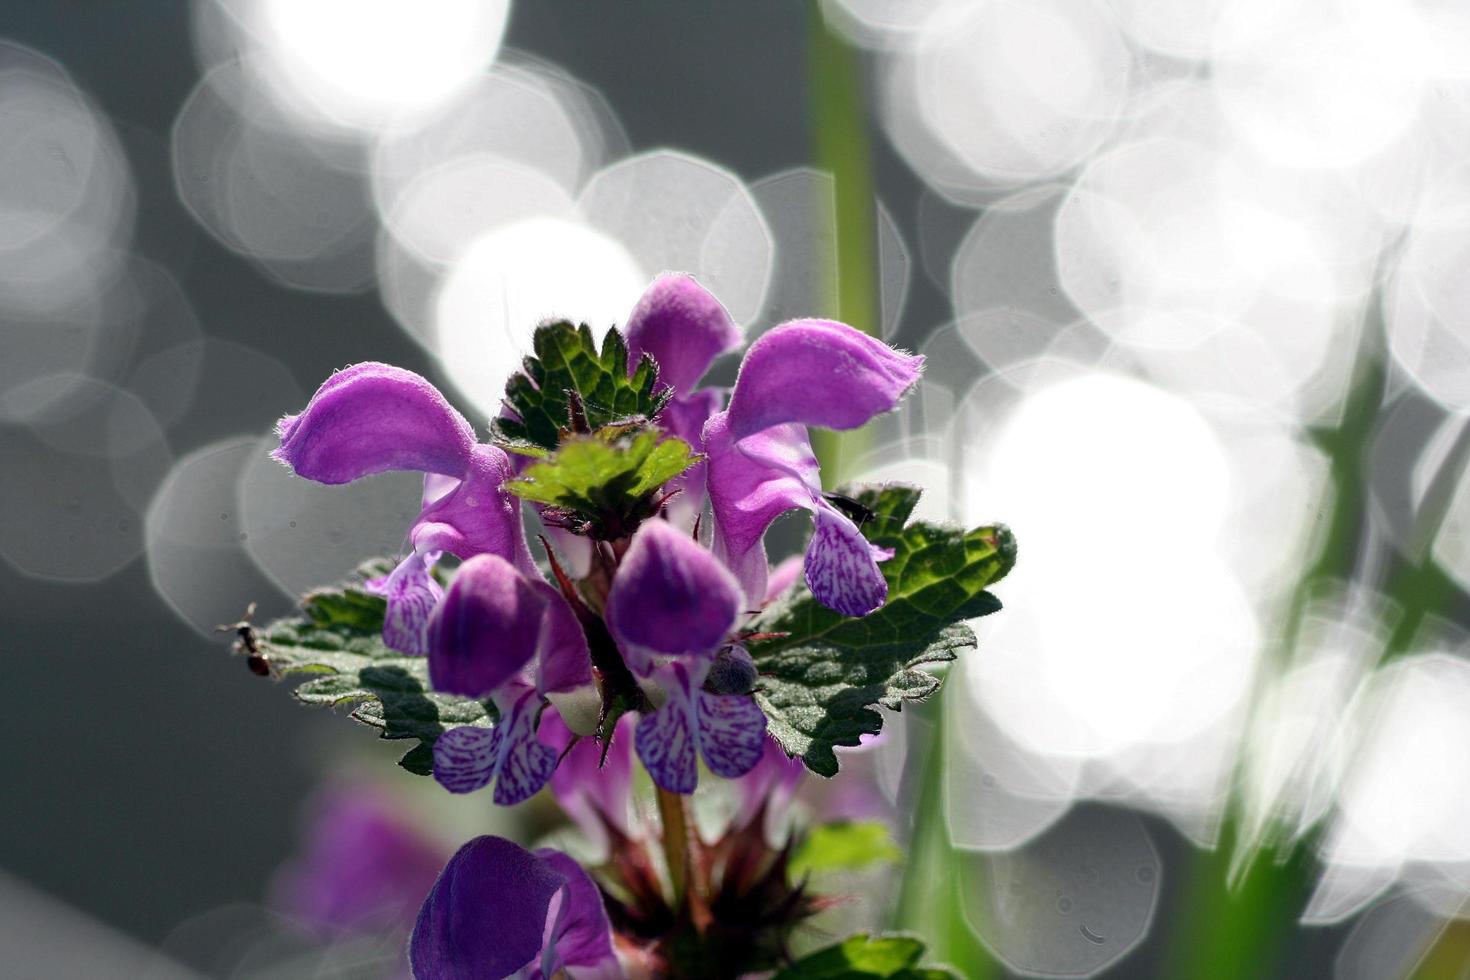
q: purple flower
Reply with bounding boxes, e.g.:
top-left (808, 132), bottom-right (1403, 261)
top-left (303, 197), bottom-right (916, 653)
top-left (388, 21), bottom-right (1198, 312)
top-left (271, 278), bottom-right (927, 808)
top-left (545, 711), bottom-right (636, 851)
top-left (427, 554), bottom-right (593, 805)
top-left (733, 736), bottom-right (807, 836)
top-left (274, 363), bottom-right (536, 654)
top-left (624, 273), bottom-right (742, 527)
top-left (272, 786), bottom-right (448, 939)
top-left (704, 321), bottom-right (923, 616)
top-left (606, 520), bottom-right (767, 794)
top-left (410, 836), bottom-right (620, 980)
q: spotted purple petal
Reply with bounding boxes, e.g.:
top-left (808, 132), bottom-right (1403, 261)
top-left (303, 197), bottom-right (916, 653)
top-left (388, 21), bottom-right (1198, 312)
top-left (432, 725), bottom-right (499, 795)
top-left (273, 363), bottom-right (476, 484)
top-left (803, 505), bottom-right (894, 617)
top-left (491, 691), bottom-right (559, 807)
top-left (636, 661), bottom-right (767, 794)
top-left (371, 551), bottom-right (443, 655)
top-left (625, 273), bottom-right (742, 394)
top-left (697, 689), bottom-right (767, 779)
top-left (704, 414), bottom-right (821, 606)
top-left (635, 664), bottom-right (701, 794)
top-left (606, 519), bottom-right (744, 673)
top-left (432, 689), bottom-right (558, 805)
top-left (409, 836), bottom-right (565, 980)
top-left (705, 414), bottom-right (896, 617)
top-left (724, 320), bottom-right (924, 441)
top-left (427, 554), bottom-right (547, 699)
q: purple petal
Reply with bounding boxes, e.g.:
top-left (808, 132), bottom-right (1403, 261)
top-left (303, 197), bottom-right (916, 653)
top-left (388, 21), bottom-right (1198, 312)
top-left (271, 786), bottom-right (447, 936)
top-left (432, 726), bottom-right (499, 795)
top-left (696, 690), bottom-right (767, 779)
top-left (734, 737), bottom-right (806, 832)
top-left (422, 471), bottom-right (459, 507)
top-left (274, 363), bottom-right (476, 484)
top-left (635, 663), bottom-right (701, 794)
top-left (704, 413), bottom-right (821, 606)
top-left (606, 519), bottom-right (744, 671)
top-left (413, 444), bottom-right (537, 575)
top-left (409, 836), bottom-right (564, 980)
top-left (545, 712), bottom-right (635, 844)
top-left (431, 690), bottom-right (559, 805)
top-left (491, 691), bottom-right (559, 806)
top-left (625, 273), bottom-right (742, 394)
top-left (803, 505), bottom-right (893, 617)
top-left (542, 524), bottom-right (593, 579)
top-left (661, 388), bottom-right (725, 452)
top-left (764, 555), bottom-right (804, 603)
top-left (531, 582), bottom-right (593, 696)
top-left (724, 320), bottom-right (923, 441)
top-left (659, 388), bottom-right (725, 529)
top-left (375, 552), bottom-right (442, 655)
top-left (534, 850), bottom-right (618, 975)
top-left (427, 554), bottom-right (546, 698)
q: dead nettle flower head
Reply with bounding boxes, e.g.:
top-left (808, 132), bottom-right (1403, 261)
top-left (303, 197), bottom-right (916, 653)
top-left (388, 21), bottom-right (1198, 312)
top-left (271, 273), bottom-right (923, 804)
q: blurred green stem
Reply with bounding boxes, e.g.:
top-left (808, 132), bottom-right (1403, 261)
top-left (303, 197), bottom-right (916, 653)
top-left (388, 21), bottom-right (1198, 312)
top-left (806, 3), bottom-right (878, 485)
top-left (1169, 289), bottom-right (1470, 978)
top-left (805, 11), bottom-right (991, 967)
top-left (1163, 310), bottom-right (1387, 979)
top-left (895, 696), bottom-right (999, 979)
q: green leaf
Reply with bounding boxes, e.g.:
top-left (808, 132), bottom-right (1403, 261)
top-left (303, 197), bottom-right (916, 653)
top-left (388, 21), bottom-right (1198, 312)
top-left (749, 483), bottom-right (1016, 776)
top-left (505, 428), bottom-right (698, 537)
top-left (775, 934), bottom-right (959, 979)
top-left (254, 572), bottom-right (495, 775)
top-left (490, 321), bottom-right (672, 451)
top-left (790, 821), bottom-right (903, 878)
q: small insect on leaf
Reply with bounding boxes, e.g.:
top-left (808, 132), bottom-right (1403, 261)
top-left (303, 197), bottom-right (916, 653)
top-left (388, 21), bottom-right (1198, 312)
top-left (217, 602), bottom-right (273, 677)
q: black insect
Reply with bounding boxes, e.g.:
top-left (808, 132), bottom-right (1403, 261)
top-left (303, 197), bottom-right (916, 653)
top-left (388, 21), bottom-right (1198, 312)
top-left (217, 602), bottom-right (271, 677)
top-left (822, 491), bottom-right (876, 528)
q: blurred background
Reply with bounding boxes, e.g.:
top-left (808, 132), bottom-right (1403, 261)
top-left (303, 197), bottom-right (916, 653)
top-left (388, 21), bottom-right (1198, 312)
top-left (7, 0), bottom-right (1470, 977)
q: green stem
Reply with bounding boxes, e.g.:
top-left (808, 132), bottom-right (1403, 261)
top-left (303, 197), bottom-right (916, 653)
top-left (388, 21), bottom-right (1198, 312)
top-left (806, 2), bottom-right (879, 485)
top-left (657, 785), bottom-right (693, 906)
top-left (894, 695), bottom-right (999, 978)
top-left (1162, 307), bottom-right (1387, 978)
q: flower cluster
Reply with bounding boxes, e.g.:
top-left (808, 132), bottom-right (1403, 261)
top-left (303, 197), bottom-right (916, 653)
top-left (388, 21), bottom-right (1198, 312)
top-left (409, 728), bottom-right (841, 978)
top-left (271, 274), bottom-right (924, 805)
top-left (276, 723), bottom-right (851, 977)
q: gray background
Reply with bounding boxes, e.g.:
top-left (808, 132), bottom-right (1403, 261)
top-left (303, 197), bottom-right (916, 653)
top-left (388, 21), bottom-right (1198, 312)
top-left (0, 3), bottom-right (1351, 977)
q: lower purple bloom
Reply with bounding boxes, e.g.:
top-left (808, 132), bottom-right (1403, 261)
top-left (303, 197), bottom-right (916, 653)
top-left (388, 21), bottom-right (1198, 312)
top-left (272, 786), bottom-right (448, 938)
top-left (410, 836), bottom-right (619, 979)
